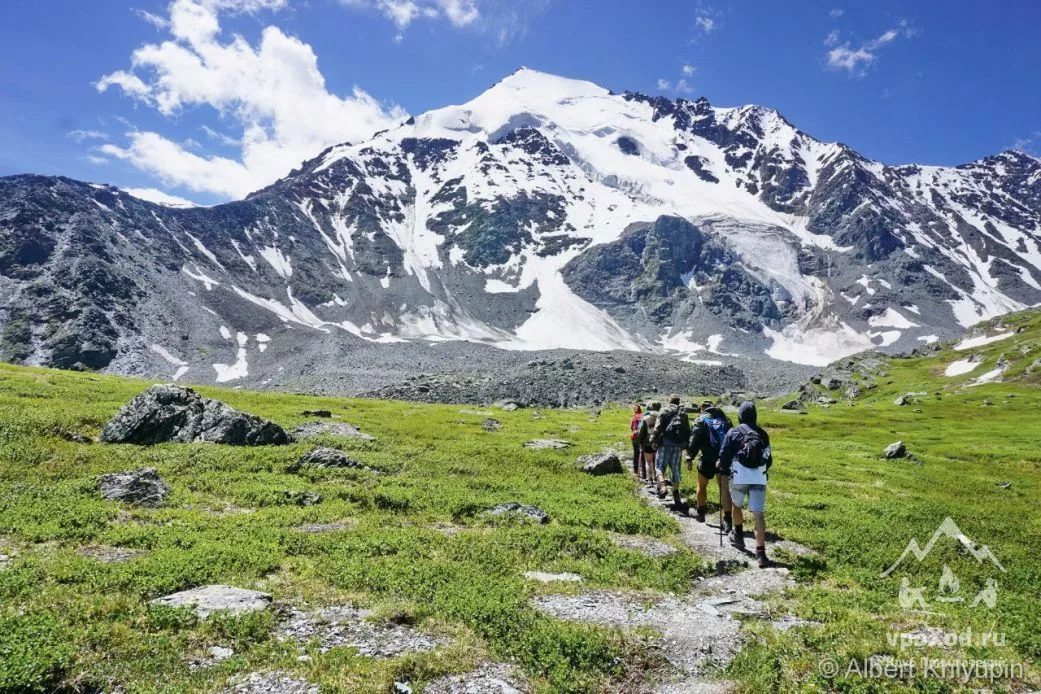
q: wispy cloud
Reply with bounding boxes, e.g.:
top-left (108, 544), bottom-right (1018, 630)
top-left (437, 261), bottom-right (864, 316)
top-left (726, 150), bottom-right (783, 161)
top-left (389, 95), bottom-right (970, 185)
top-left (681, 63), bottom-right (695, 77)
top-left (133, 8), bottom-right (169, 29)
top-left (1010, 131), bottom-right (1041, 155)
top-left (657, 67), bottom-right (694, 96)
top-left (67, 129), bottom-right (109, 143)
top-left (824, 29), bottom-right (840, 47)
top-left (829, 8), bottom-right (844, 19)
top-left (693, 2), bottom-right (722, 37)
top-left (825, 19), bottom-right (917, 76)
top-left (338, 0), bottom-right (545, 44)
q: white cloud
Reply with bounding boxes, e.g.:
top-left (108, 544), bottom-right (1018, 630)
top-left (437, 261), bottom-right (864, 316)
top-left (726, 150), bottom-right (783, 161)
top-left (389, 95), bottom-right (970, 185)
top-left (824, 29), bottom-right (840, 47)
top-left (95, 0), bottom-right (405, 199)
top-left (675, 78), bottom-right (693, 94)
top-left (67, 129), bottom-right (109, 143)
top-left (829, 8), bottom-right (844, 18)
top-left (85, 155), bottom-right (111, 166)
top-left (695, 14), bottom-right (715, 33)
top-left (123, 186), bottom-right (200, 207)
top-left (681, 63), bottom-right (695, 77)
top-left (825, 19), bottom-right (916, 76)
top-left (200, 124), bottom-right (241, 146)
top-left (657, 78), bottom-right (671, 90)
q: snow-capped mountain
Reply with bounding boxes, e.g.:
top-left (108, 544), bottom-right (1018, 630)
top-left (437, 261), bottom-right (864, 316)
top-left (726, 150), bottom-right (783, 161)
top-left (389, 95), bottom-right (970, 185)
top-left (2, 68), bottom-right (1040, 388)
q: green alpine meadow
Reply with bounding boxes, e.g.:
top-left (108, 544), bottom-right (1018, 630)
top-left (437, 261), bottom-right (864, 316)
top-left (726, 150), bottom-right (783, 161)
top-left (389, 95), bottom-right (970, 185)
top-left (2, 309), bottom-right (1040, 692)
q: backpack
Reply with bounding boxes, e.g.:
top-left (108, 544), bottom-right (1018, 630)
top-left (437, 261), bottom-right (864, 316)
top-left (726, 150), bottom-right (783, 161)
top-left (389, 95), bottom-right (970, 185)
top-left (705, 416), bottom-right (726, 453)
top-left (639, 413), bottom-right (657, 445)
top-left (736, 424), bottom-right (768, 468)
top-left (661, 409), bottom-right (687, 445)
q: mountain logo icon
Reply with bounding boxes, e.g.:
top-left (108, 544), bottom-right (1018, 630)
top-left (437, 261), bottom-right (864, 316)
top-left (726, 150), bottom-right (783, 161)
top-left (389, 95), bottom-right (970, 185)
top-left (881, 517), bottom-right (1005, 578)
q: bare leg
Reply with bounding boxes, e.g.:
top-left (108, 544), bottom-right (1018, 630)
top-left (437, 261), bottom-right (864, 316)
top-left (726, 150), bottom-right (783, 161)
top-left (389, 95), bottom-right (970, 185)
top-left (732, 505), bottom-right (744, 529)
top-left (696, 473), bottom-right (709, 508)
top-left (754, 512), bottom-right (766, 548)
top-left (719, 475), bottom-right (732, 514)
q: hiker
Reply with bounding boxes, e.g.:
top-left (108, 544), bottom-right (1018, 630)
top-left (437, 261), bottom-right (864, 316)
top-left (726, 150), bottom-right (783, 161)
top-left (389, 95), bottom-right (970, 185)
top-left (650, 394), bottom-right (691, 510)
top-left (687, 400), bottom-right (733, 527)
top-left (717, 401), bottom-right (773, 568)
top-left (628, 403), bottom-right (643, 476)
top-left (636, 402), bottom-right (661, 483)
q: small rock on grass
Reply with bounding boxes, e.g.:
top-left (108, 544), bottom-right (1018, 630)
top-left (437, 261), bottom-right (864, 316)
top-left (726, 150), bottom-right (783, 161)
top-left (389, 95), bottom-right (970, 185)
top-left (286, 446), bottom-right (372, 474)
top-left (997, 481), bottom-right (1012, 490)
top-left (577, 449), bottom-right (623, 475)
top-left (301, 409), bottom-right (332, 418)
top-left (482, 418), bottom-right (502, 432)
top-left (76, 545), bottom-right (145, 563)
top-left (221, 671), bottom-right (318, 694)
top-left (523, 439), bottom-right (571, 450)
top-left (98, 468), bottom-right (170, 507)
top-left (483, 503), bottom-right (550, 524)
top-left (524, 571), bottom-right (582, 583)
top-left (151, 585), bottom-right (272, 619)
top-left (883, 441), bottom-right (907, 459)
top-left (293, 421), bottom-right (374, 441)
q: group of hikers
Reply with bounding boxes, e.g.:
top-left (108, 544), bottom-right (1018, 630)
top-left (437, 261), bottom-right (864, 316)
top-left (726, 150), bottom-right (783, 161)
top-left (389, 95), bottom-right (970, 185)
top-left (628, 396), bottom-right (773, 569)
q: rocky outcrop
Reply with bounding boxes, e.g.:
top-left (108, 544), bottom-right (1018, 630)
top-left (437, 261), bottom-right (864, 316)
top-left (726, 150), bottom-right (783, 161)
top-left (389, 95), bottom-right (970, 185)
top-left (100, 385), bottom-right (290, 446)
top-left (884, 441), bottom-right (907, 459)
top-left (97, 468), bottom-right (170, 507)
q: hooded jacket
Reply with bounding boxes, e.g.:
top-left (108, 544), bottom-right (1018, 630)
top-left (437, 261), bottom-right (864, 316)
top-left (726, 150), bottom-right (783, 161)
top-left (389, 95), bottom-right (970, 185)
top-left (718, 402), bottom-right (772, 483)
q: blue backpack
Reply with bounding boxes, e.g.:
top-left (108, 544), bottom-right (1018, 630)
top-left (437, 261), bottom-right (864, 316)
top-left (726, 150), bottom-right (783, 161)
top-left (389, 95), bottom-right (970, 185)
top-left (706, 416), bottom-right (727, 453)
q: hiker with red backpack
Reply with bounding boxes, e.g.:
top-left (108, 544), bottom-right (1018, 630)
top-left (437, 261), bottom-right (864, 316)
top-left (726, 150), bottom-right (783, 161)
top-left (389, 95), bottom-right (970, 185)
top-left (650, 394), bottom-right (692, 512)
top-left (628, 403), bottom-right (643, 476)
top-left (717, 401), bottom-right (773, 568)
top-left (686, 400), bottom-right (733, 527)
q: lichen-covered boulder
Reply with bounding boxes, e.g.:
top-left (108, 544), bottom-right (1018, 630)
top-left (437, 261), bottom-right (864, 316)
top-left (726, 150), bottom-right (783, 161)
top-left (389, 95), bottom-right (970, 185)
top-left (97, 467), bottom-right (170, 507)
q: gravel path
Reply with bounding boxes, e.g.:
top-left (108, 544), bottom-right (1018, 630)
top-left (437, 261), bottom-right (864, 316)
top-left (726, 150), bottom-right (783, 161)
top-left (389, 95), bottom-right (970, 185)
top-left (532, 473), bottom-right (815, 692)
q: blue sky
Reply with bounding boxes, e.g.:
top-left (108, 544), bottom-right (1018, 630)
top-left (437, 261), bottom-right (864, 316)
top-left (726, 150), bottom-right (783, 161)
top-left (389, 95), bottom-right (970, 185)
top-left (1, 0), bottom-right (1039, 205)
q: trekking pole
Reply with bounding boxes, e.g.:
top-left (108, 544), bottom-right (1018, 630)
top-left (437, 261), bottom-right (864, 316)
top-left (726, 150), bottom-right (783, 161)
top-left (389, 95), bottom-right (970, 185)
top-left (718, 476), bottom-right (724, 548)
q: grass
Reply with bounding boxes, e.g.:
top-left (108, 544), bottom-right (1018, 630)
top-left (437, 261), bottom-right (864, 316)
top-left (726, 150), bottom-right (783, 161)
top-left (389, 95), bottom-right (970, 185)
top-left (2, 308), bottom-right (1041, 691)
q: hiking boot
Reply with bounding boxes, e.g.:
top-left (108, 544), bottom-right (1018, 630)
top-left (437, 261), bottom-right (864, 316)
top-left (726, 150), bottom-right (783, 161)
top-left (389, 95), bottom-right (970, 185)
top-left (695, 506), bottom-right (706, 523)
top-left (729, 527), bottom-right (745, 550)
top-left (656, 481), bottom-right (667, 499)
top-left (756, 546), bottom-right (769, 569)
top-left (721, 513), bottom-right (733, 534)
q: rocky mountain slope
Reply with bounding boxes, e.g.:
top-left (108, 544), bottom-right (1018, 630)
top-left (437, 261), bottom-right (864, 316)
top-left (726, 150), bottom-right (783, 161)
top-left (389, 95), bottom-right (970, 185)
top-left (1, 68), bottom-right (1039, 394)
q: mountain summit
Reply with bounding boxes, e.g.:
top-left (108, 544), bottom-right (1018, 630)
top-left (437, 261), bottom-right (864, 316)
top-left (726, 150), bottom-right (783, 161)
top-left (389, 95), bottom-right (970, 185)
top-left (1, 69), bottom-right (1040, 389)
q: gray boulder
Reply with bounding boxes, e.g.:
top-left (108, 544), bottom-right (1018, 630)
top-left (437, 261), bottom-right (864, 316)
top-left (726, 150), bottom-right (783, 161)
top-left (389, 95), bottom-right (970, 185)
top-left (150, 584), bottom-right (271, 618)
top-left (893, 394), bottom-right (910, 406)
top-left (483, 503), bottom-right (550, 524)
top-left (577, 450), bottom-right (623, 475)
top-left (482, 418), bottom-right (502, 432)
top-left (293, 421), bottom-right (374, 441)
top-left (883, 441), bottom-right (907, 459)
top-left (780, 400), bottom-right (804, 411)
top-left (98, 467), bottom-right (170, 507)
top-left (101, 385), bottom-right (291, 446)
top-left (287, 447), bottom-right (369, 474)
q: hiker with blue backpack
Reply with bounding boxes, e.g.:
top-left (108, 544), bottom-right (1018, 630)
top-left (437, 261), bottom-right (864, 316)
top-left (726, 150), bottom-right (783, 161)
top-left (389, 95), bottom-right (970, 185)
top-left (650, 394), bottom-right (692, 512)
top-left (717, 401), bottom-right (773, 569)
top-left (686, 400), bottom-right (733, 528)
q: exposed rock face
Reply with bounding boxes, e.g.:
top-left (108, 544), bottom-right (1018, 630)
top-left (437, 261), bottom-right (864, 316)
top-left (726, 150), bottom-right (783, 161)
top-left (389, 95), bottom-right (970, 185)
top-left (577, 450), bottom-right (623, 475)
top-left (482, 503), bottom-right (550, 524)
top-left (97, 468), bottom-right (170, 507)
top-left (100, 385), bottom-right (290, 446)
top-left (884, 441), bottom-right (907, 459)
top-left (150, 585), bottom-right (272, 618)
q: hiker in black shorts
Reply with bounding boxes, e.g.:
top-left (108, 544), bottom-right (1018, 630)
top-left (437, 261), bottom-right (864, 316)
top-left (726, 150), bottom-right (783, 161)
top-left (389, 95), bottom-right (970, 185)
top-left (686, 400), bottom-right (733, 528)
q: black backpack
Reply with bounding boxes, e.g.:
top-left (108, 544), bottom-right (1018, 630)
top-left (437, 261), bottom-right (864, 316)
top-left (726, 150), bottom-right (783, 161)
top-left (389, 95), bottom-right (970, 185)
top-left (736, 424), bottom-right (768, 468)
top-left (661, 409), bottom-right (687, 445)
